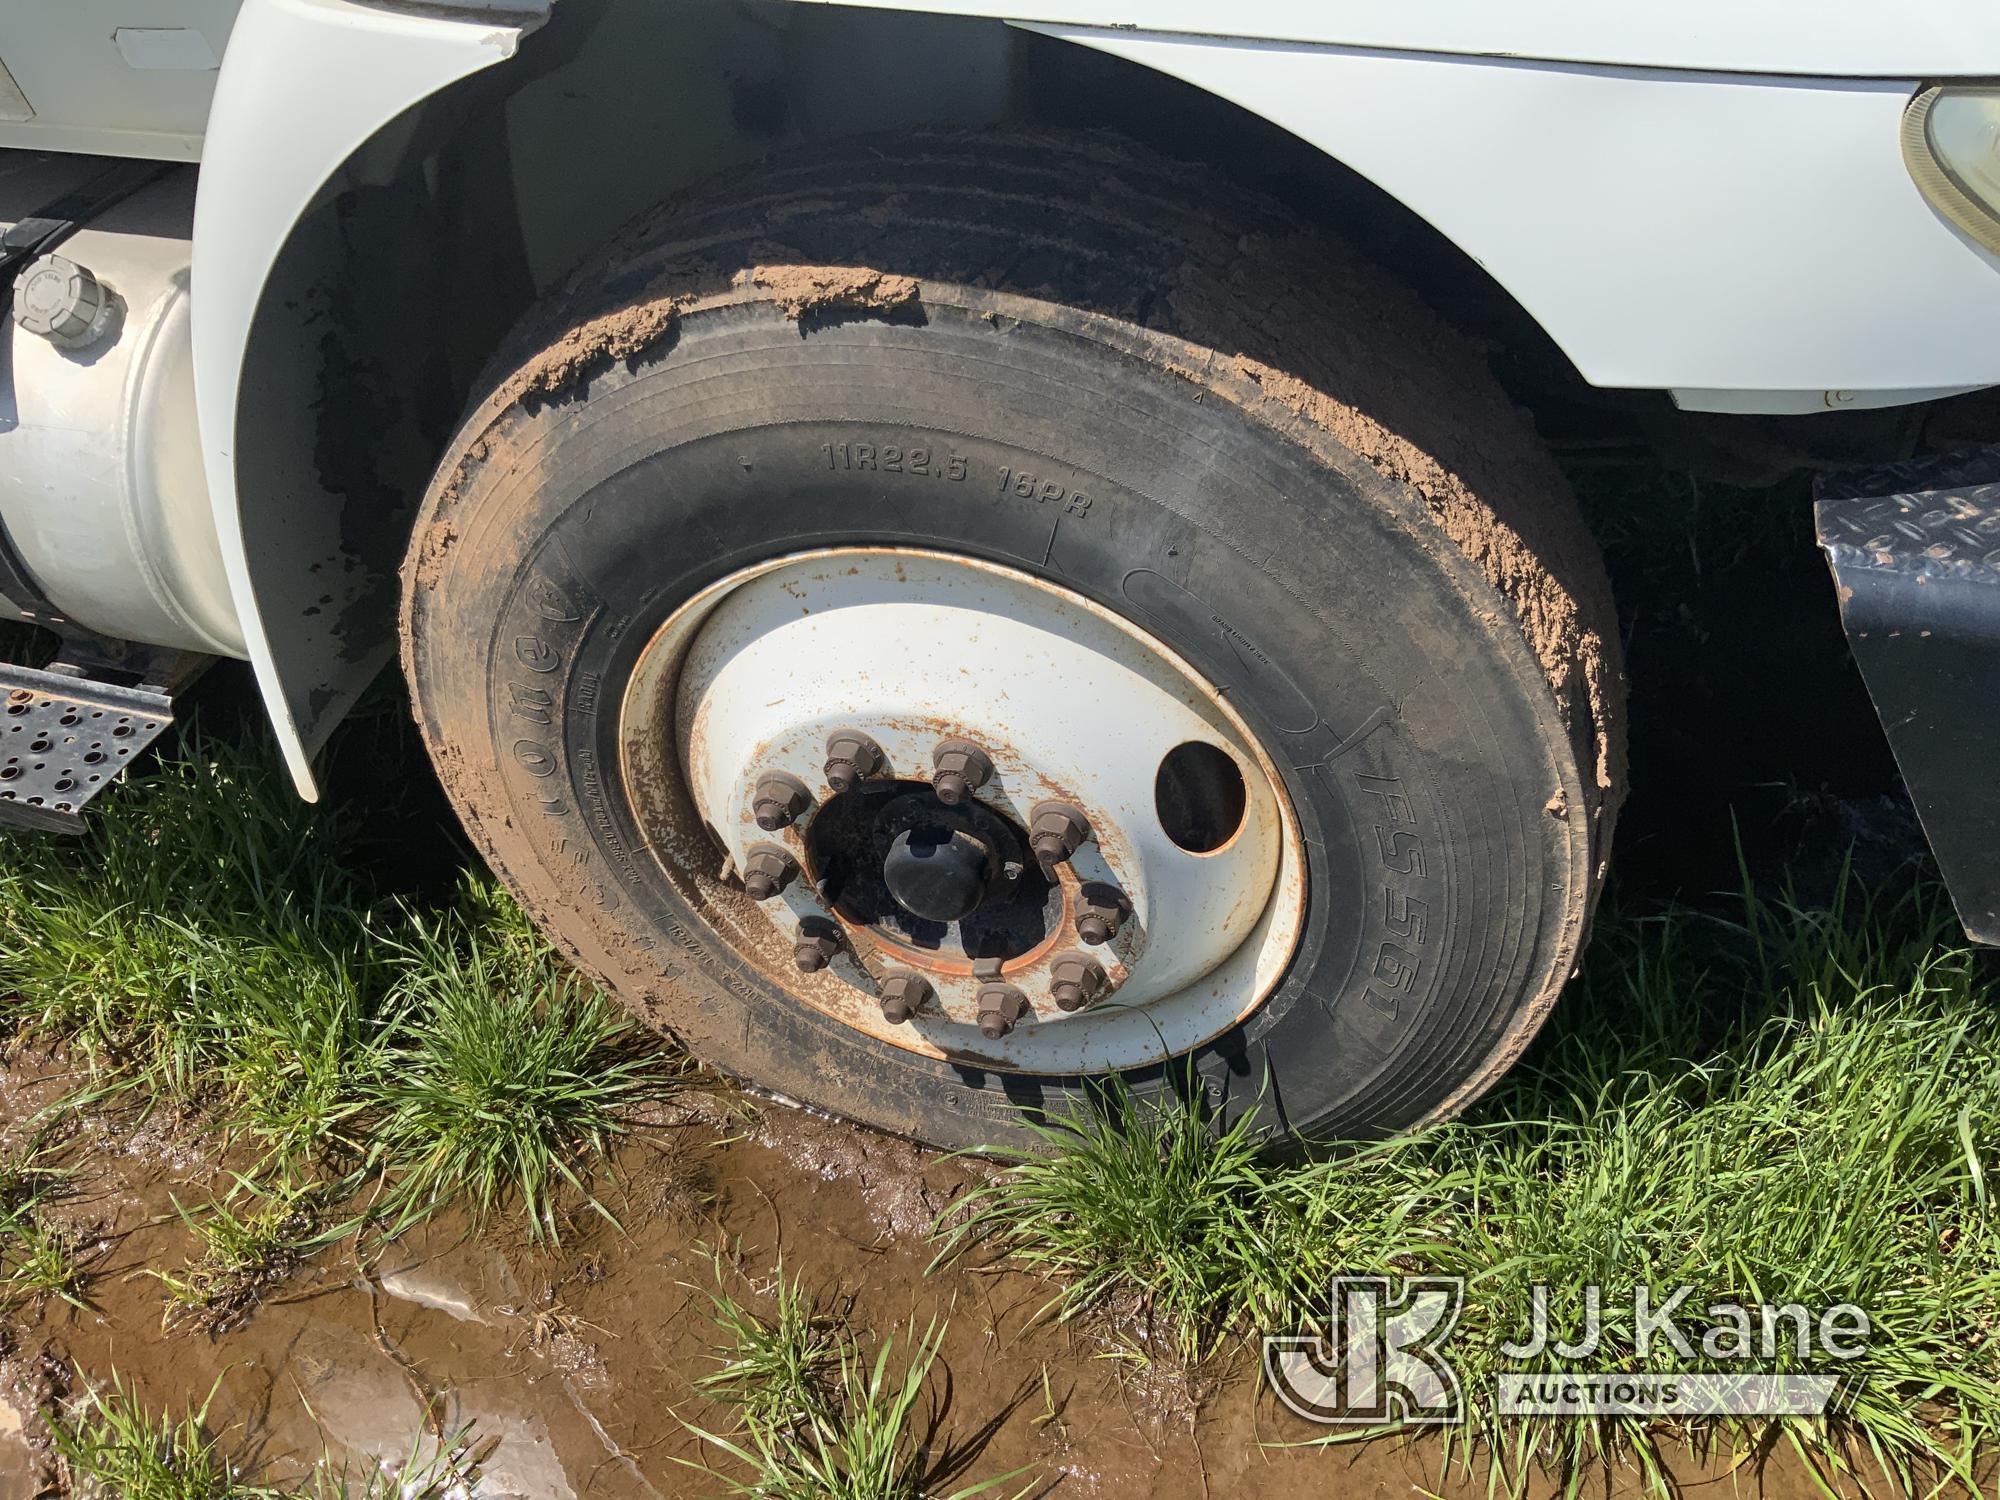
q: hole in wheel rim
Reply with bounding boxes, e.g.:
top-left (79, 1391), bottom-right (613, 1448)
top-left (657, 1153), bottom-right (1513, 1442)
top-left (1155, 741), bottom-right (1247, 853)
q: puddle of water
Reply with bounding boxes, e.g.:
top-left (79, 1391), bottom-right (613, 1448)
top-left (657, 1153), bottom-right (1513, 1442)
top-left (0, 1396), bottom-right (36, 1497)
top-left (0, 1048), bottom-right (1881, 1500)
top-left (379, 1257), bottom-right (507, 1327)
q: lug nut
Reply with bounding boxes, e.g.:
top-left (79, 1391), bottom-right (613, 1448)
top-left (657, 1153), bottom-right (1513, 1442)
top-left (742, 843), bottom-right (799, 901)
top-left (1076, 883), bottom-right (1129, 946)
top-left (1028, 802), bottom-right (1091, 868)
top-left (880, 971), bottom-right (934, 1025)
top-left (752, 771), bottom-right (812, 831)
top-left (975, 981), bottom-right (1030, 1040)
top-left (793, 918), bottom-right (841, 974)
top-left (1050, 952), bottom-right (1109, 1013)
top-left (930, 739), bottom-right (994, 806)
top-left (823, 730), bottom-right (886, 793)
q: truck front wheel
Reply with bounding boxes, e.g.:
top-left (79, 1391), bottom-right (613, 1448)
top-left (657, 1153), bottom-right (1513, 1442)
top-left (400, 133), bottom-right (1623, 1149)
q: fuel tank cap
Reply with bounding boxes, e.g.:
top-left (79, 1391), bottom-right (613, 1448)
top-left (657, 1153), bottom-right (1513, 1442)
top-left (12, 253), bottom-right (118, 350)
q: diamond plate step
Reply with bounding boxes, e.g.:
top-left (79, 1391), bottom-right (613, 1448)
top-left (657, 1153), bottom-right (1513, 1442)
top-left (1816, 443), bottom-right (2000, 946)
top-left (0, 670), bottom-right (170, 832)
top-left (0, 639), bottom-right (208, 834)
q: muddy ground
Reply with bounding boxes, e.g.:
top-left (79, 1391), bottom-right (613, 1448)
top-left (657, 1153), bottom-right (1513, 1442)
top-left (0, 1045), bottom-right (1891, 1500)
top-left (0, 465), bottom-right (1935, 1497)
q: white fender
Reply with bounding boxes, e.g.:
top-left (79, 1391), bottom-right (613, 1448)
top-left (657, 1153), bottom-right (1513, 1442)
top-left (1029, 27), bottom-right (2000, 412)
top-left (191, 0), bottom-right (529, 798)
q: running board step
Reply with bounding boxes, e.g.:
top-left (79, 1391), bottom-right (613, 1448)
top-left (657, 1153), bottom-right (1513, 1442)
top-left (1817, 444), bottom-right (2000, 946)
top-left (0, 638), bottom-right (209, 833)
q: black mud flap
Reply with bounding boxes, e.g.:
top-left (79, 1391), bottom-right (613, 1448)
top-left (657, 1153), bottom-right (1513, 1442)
top-left (1817, 446), bottom-right (2000, 945)
top-left (0, 638), bottom-right (208, 834)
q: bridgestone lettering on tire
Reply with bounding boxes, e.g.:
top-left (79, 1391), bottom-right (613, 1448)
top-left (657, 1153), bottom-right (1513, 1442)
top-left (401, 132), bottom-right (1625, 1150)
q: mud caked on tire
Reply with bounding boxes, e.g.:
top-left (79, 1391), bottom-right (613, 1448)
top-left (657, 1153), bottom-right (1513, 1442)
top-left (401, 132), bottom-right (1623, 1150)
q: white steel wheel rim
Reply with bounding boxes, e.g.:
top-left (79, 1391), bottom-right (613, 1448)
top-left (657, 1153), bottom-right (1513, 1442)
top-left (619, 548), bottom-right (1306, 1074)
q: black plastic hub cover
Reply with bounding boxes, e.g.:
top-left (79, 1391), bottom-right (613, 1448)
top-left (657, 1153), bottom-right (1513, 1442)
top-left (803, 780), bottom-right (1051, 958)
top-left (883, 823), bottom-right (993, 922)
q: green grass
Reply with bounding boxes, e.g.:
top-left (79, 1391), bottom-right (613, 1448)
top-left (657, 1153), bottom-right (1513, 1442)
top-left (936, 876), bottom-right (2000, 1497)
top-left (152, 1173), bottom-right (331, 1333)
top-left (50, 1375), bottom-right (282, 1500)
top-left (0, 1138), bottom-right (87, 1311)
top-left (50, 1373), bottom-right (485, 1499)
top-left (694, 1256), bottom-right (847, 1431)
top-left (0, 723), bottom-right (678, 1283)
top-left (364, 886), bottom-right (675, 1240)
top-left (0, 730), bottom-right (391, 1169)
top-left (686, 1301), bottom-right (1028, 1500)
top-left (934, 1072), bottom-right (1267, 1361)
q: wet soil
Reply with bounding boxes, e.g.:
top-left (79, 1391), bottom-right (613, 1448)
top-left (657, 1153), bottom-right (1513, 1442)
top-left (0, 1044), bottom-right (1891, 1500)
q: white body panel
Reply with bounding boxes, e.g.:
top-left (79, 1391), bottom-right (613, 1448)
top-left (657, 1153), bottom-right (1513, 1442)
top-left (809, 0), bottom-right (2000, 76)
top-left (8, 0), bottom-right (2000, 163)
top-left (0, 2), bottom-right (239, 161)
top-left (1037, 29), bottom-right (2000, 409)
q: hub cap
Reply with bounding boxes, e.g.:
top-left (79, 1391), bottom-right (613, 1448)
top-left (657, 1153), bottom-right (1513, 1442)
top-left (619, 550), bottom-right (1305, 1073)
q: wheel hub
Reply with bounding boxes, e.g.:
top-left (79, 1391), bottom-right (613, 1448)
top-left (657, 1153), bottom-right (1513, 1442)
top-left (877, 800), bottom-right (1010, 924)
top-left (805, 780), bottom-right (1047, 953)
top-left (620, 548), bottom-right (1306, 1072)
top-left (884, 824), bottom-right (990, 924)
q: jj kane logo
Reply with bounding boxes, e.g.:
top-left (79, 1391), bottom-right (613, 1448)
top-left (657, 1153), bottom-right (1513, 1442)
top-left (1263, 1275), bottom-right (1466, 1425)
top-left (1265, 1276), bottom-right (1869, 1424)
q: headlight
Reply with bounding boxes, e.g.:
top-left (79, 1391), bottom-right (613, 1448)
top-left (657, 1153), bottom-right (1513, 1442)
top-left (1903, 84), bottom-right (2000, 256)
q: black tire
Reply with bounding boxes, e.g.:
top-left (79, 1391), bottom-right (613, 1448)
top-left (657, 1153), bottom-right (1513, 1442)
top-left (401, 131), bottom-right (1624, 1150)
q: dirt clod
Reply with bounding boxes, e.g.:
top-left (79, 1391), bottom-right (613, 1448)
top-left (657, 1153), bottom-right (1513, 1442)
top-left (745, 264), bottom-right (921, 320)
top-left (502, 295), bottom-right (689, 405)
